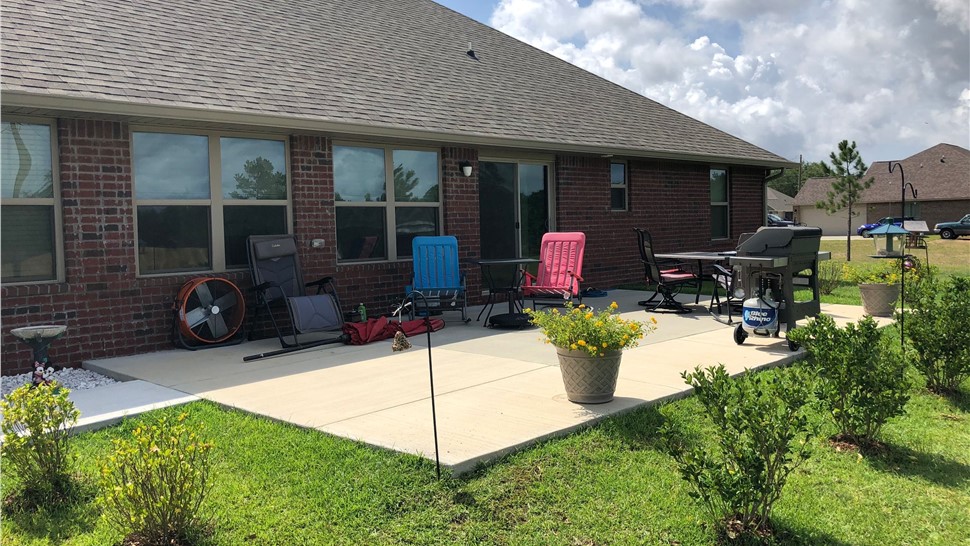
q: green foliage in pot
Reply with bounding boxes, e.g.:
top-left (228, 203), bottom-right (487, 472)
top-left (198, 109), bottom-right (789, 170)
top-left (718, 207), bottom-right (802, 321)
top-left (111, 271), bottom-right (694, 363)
top-left (788, 314), bottom-right (910, 446)
top-left (904, 275), bottom-right (970, 394)
top-left (662, 365), bottom-right (814, 540)
top-left (526, 301), bottom-right (653, 356)
top-left (0, 382), bottom-right (80, 507)
top-left (98, 412), bottom-right (214, 545)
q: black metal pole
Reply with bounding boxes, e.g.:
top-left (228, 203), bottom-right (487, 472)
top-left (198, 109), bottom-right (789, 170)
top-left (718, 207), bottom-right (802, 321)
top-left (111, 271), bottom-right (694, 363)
top-left (396, 291), bottom-right (441, 480)
top-left (888, 162), bottom-right (917, 345)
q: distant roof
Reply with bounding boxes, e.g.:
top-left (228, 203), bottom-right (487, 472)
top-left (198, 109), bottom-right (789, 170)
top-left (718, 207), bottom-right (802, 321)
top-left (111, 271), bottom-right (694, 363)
top-left (861, 143), bottom-right (970, 203)
top-left (766, 187), bottom-right (794, 212)
top-left (0, 0), bottom-right (792, 167)
top-left (792, 177), bottom-right (837, 207)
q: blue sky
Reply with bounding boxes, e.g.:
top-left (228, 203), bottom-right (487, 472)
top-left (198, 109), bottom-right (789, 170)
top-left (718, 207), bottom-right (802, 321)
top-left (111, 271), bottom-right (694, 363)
top-left (434, 0), bottom-right (970, 165)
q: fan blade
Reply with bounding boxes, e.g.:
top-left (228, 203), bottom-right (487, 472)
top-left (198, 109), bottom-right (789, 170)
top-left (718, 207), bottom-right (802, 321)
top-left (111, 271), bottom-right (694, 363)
top-left (207, 313), bottom-right (229, 339)
top-left (213, 292), bottom-right (237, 311)
top-left (184, 307), bottom-right (209, 329)
top-left (194, 282), bottom-right (214, 306)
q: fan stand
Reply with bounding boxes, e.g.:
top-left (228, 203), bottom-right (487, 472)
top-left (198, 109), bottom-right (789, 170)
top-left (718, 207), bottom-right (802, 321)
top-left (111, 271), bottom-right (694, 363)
top-left (171, 277), bottom-right (246, 350)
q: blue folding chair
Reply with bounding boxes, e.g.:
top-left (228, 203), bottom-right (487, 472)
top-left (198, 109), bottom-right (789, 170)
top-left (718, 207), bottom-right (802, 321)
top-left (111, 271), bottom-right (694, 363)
top-left (407, 236), bottom-right (470, 323)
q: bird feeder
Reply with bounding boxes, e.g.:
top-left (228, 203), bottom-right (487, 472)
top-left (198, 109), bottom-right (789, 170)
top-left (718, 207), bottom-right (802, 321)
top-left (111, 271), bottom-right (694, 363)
top-left (868, 223), bottom-right (909, 257)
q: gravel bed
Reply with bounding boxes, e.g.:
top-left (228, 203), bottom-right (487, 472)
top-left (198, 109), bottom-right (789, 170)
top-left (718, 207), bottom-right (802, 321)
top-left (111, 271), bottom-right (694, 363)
top-left (1, 367), bottom-right (118, 399)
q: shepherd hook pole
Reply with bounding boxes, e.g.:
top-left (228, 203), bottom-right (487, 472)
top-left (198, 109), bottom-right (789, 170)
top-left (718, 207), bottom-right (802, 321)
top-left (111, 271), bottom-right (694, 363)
top-left (888, 161), bottom-right (917, 346)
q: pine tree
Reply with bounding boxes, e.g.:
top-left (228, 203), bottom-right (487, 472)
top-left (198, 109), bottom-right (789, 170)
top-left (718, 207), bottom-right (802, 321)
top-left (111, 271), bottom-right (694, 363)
top-left (816, 140), bottom-right (874, 261)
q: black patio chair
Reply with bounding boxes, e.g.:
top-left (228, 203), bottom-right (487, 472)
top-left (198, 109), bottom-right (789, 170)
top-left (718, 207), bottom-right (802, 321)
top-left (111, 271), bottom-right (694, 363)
top-left (709, 263), bottom-right (744, 323)
top-left (634, 227), bottom-right (701, 314)
top-left (244, 234), bottom-right (346, 361)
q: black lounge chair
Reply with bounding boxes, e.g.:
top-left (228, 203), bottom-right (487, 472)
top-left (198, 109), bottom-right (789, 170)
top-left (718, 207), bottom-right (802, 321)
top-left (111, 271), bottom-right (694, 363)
top-left (244, 234), bottom-right (346, 361)
top-left (634, 227), bottom-right (701, 314)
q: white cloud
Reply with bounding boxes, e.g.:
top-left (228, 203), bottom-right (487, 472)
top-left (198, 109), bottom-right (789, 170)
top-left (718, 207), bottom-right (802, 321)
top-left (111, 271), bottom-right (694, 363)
top-left (490, 0), bottom-right (970, 162)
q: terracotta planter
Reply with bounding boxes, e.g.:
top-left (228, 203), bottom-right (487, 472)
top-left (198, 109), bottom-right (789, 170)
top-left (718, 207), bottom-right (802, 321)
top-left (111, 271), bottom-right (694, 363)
top-left (858, 283), bottom-right (900, 317)
top-left (554, 347), bottom-right (622, 404)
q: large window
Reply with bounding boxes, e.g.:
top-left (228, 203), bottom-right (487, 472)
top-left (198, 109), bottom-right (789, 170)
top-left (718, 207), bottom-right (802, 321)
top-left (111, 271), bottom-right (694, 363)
top-left (610, 162), bottom-right (627, 211)
top-left (1, 120), bottom-right (60, 283)
top-left (710, 168), bottom-right (729, 239)
top-left (132, 130), bottom-right (289, 274)
top-left (334, 144), bottom-right (440, 261)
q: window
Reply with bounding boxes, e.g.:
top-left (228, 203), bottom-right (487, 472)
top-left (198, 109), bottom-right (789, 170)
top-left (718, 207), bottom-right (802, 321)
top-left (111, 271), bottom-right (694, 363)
top-left (1, 120), bottom-right (60, 283)
top-left (334, 144), bottom-right (440, 261)
top-left (132, 130), bottom-right (289, 274)
top-left (610, 162), bottom-right (627, 211)
top-left (710, 168), bottom-right (729, 239)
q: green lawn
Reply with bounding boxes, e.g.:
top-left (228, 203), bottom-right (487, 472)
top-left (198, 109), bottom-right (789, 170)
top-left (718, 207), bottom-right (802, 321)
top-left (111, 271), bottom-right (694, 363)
top-left (3, 368), bottom-right (969, 545)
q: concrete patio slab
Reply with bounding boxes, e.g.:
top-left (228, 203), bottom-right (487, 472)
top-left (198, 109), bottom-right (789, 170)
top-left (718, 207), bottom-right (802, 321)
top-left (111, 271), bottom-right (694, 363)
top-left (84, 291), bottom-right (887, 474)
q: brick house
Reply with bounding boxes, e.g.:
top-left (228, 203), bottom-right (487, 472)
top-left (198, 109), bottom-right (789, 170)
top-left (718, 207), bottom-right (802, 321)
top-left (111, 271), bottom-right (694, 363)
top-left (793, 143), bottom-right (969, 235)
top-left (1, 0), bottom-right (792, 373)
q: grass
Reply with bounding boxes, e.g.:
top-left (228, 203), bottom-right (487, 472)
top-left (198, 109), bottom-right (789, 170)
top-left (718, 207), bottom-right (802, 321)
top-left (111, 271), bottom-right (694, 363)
top-left (3, 368), bottom-right (969, 545)
top-left (819, 236), bottom-right (970, 277)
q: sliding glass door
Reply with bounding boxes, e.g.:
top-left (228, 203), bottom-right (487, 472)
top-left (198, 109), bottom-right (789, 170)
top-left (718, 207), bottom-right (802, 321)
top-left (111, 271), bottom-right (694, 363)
top-left (478, 161), bottom-right (550, 259)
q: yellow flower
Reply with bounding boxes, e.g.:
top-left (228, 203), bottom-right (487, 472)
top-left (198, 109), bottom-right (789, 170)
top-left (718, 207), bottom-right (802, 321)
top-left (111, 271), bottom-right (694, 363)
top-left (577, 340), bottom-right (586, 346)
top-left (651, 317), bottom-right (658, 324)
top-left (601, 342), bottom-right (608, 348)
top-left (570, 343), bottom-right (577, 350)
top-left (610, 301), bottom-right (618, 309)
top-left (578, 304), bottom-right (586, 309)
top-left (585, 312), bottom-right (594, 319)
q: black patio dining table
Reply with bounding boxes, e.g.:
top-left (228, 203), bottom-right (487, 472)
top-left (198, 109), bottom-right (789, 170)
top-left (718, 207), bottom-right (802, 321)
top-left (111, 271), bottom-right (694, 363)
top-left (654, 251), bottom-right (737, 321)
top-left (476, 258), bottom-right (539, 328)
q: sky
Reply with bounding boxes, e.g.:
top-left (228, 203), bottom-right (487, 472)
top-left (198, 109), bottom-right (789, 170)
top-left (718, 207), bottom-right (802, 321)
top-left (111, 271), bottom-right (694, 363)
top-left (435, 0), bottom-right (970, 165)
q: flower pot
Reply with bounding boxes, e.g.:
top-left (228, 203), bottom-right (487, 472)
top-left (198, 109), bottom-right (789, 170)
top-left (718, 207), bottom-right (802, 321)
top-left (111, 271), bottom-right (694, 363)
top-left (554, 347), bottom-right (622, 404)
top-left (858, 283), bottom-right (899, 317)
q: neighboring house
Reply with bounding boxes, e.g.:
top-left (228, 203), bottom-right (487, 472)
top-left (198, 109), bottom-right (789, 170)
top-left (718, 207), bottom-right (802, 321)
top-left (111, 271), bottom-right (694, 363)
top-left (792, 177), bottom-right (853, 235)
top-left (793, 143), bottom-right (969, 236)
top-left (766, 187), bottom-right (794, 220)
top-left (860, 143), bottom-right (970, 228)
top-left (0, 0), bottom-right (792, 372)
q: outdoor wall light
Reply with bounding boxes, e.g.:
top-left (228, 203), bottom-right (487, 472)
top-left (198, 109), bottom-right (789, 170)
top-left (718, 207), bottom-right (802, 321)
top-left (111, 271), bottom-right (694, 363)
top-left (459, 160), bottom-right (473, 177)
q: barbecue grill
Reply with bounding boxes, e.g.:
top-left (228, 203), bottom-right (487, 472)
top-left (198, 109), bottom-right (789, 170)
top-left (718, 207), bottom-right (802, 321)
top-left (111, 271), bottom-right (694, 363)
top-left (729, 226), bottom-right (825, 350)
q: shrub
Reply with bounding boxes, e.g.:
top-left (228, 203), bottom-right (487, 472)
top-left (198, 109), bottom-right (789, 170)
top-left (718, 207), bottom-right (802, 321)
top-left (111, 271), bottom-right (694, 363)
top-left (98, 413), bottom-right (214, 545)
top-left (788, 314), bottom-right (909, 445)
top-left (663, 365), bottom-right (814, 539)
top-left (0, 382), bottom-right (80, 505)
top-left (905, 276), bottom-right (970, 393)
top-left (816, 260), bottom-right (843, 296)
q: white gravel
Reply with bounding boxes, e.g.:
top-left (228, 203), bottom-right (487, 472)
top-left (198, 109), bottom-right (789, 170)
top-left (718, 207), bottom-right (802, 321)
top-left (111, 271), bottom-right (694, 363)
top-left (1, 367), bottom-right (118, 399)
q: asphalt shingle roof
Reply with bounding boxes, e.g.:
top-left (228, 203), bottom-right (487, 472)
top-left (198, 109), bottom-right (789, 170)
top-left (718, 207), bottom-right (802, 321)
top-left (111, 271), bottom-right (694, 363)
top-left (1, 0), bottom-right (791, 167)
top-left (793, 144), bottom-right (969, 206)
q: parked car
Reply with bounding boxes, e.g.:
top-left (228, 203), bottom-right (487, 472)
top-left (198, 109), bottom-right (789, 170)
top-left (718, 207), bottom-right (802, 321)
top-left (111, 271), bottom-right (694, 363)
top-left (857, 216), bottom-right (916, 238)
top-left (934, 213), bottom-right (970, 239)
top-left (767, 213), bottom-right (796, 227)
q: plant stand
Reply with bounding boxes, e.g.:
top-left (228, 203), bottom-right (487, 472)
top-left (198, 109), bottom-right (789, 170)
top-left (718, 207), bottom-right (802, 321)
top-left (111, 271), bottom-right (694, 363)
top-left (858, 283), bottom-right (900, 317)
top-left (555, 347), bottom-right (622, 404)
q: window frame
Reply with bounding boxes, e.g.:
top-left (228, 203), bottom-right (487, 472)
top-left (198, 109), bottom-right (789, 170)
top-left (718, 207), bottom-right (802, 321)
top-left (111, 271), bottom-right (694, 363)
top-left (1, 116), bottom-right (63, 285)
top-left (333, 141), bottom-right (442, 263)
top-left (131, 127), bottom-right (292, 276)
top-left (710, 167), bottom-right (730, 240)
top-left (610, 161), bottom-right (628, 212)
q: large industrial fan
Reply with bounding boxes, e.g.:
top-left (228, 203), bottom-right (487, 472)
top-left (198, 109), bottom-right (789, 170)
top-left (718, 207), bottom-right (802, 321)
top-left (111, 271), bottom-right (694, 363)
top-left (171, 277), bottom-right (245, 349)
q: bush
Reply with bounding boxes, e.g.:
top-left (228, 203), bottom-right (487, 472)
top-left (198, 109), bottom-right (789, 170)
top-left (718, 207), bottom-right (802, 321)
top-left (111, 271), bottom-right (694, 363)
top-left (905, 276), bottom-right (970, 393)
top-left (98, 413), bottom-right (213, 545)
top-left (663, 365), bottom-right (814, 539)
top-left (788, 314), bottom-right (909, 445)
top-left (0, 382), bottom-right (80, 506)
top-left (816, 260), bottom-right (843, 296)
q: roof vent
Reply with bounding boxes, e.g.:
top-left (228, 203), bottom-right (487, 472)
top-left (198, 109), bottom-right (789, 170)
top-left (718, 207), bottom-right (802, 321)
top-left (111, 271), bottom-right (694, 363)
top-left (466, 42), bottom-right (479, 61)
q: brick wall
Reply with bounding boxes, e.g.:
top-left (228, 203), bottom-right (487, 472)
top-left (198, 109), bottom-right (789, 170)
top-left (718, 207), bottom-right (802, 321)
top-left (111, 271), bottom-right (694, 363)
top-left (555, 156), bottom-right (765, 288)
top-left (1, 117), bottom-right (767, 374)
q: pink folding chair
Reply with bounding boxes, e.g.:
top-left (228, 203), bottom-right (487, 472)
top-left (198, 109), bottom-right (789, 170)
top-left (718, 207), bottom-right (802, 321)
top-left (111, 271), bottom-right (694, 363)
top-left (521, 232), bottom-right (586, 308)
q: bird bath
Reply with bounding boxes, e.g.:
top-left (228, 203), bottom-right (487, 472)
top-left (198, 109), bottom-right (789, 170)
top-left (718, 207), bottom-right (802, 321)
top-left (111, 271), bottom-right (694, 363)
top-left (10, 324), bottom-right (67, 366)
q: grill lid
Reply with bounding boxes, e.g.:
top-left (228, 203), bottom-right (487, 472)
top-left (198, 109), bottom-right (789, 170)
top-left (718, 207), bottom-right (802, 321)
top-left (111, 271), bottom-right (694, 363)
top-left (737, 226), bottom-right (822, 257)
